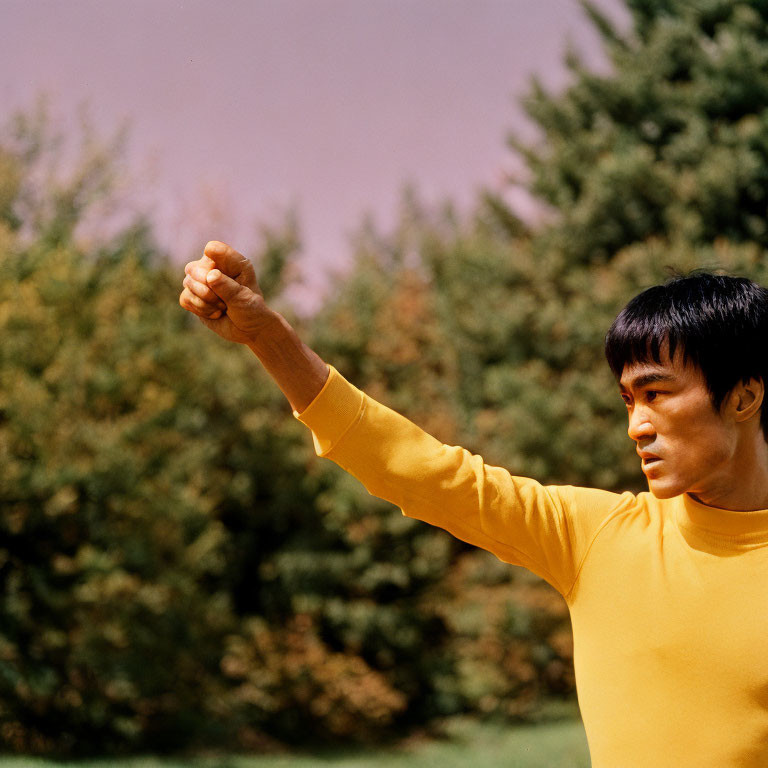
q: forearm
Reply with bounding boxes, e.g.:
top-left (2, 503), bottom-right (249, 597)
top-left (246, 310), bottom-right (330, 414)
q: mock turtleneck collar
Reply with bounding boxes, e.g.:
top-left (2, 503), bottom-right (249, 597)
top-left (678, 492), bottom-right (768, 544)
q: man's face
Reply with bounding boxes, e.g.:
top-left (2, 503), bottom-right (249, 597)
top-left (619, 351), bottom-right (738, 499)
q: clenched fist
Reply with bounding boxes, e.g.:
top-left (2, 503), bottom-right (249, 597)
top-left (180, 239), bottom-right (329, 411)
top-left (179, 241), bottom-right (274, 345)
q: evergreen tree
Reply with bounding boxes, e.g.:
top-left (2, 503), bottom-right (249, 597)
top-left (515, 0), bottom-right (768, 265)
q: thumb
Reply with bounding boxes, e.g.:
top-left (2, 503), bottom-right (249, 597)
top-left (203, 240), bottom-right (261, 295)
top-left (206, 269), bottom-right (251, 303)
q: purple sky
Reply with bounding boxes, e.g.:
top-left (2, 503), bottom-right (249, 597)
top-left (1, 0), bottom-right (628, 313)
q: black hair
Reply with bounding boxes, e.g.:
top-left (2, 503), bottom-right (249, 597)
top-left (604, 271), bottom-right (768, 438)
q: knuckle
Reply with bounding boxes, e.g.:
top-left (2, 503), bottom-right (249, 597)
top-left (199, 285), bottom-right (220, 305)
top-left (180, 293), bottom-right (201, 316)
top-left (195, 282), bottom-right (212, 301)
top-left (180, 284), bottom-right (223, 319)
top-left (196, 296), bottom-right (217, 314)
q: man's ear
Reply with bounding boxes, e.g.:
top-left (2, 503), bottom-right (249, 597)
top-left (729, 377), bottom-right (764, 423)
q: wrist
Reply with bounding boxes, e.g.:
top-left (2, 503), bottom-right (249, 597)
top-left (244, 308), bottom-right (287, 352)
top-left (244, 309), bottom-right (330, 413)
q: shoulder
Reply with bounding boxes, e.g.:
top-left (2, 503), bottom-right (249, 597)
top-left (553, 485), bottom-right (638, 517)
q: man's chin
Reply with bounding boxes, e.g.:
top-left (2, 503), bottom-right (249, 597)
top-left (646, 476), bottom-right (686, 499)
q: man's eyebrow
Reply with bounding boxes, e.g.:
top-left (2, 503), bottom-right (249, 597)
top-left (618, 372), bottom-right (676, 391)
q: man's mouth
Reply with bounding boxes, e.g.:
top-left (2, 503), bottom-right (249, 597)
top-left (639, 454), bottom-right (663, 476)
top-left (637, 450), bottom-right (663, 469)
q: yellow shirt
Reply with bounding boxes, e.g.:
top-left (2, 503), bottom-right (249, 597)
top-left (294, 365), bottom-right (768, 767)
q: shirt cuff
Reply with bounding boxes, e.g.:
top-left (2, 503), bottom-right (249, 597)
top-left (292, 364), bottom-right (365, 456)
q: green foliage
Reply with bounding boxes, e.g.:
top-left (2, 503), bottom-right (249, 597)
top-left (516, 0), bottom-right (768, 264)
top-left (0, 111), bottom-right (471, 756)
top-left (1, 234), bottom-right (237, 753)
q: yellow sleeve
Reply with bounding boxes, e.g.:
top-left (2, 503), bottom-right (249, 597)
top-left (294, 365), bottom-right (631, 598)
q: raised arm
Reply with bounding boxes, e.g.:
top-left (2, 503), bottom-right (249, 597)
top-left (179, 241), bottom-right (627, 599)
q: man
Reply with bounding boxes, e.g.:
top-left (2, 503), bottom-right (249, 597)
top-left (180, 241), bottom-right (768, 768)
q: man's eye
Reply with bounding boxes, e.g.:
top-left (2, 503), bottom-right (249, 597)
top-left (621, 395), bottom-right (631, 406)
top-left (645, 391), bottom-right (659, 403)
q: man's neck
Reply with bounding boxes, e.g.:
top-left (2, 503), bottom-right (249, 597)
top-left (690, 432), bottom-right (768, 511)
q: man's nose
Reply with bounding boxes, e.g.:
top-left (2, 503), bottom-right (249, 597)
top-left (627, 407), bottom-right (655, 442)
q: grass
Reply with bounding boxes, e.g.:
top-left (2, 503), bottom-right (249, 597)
top-left (0, 716), bottom-right (590, 768)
